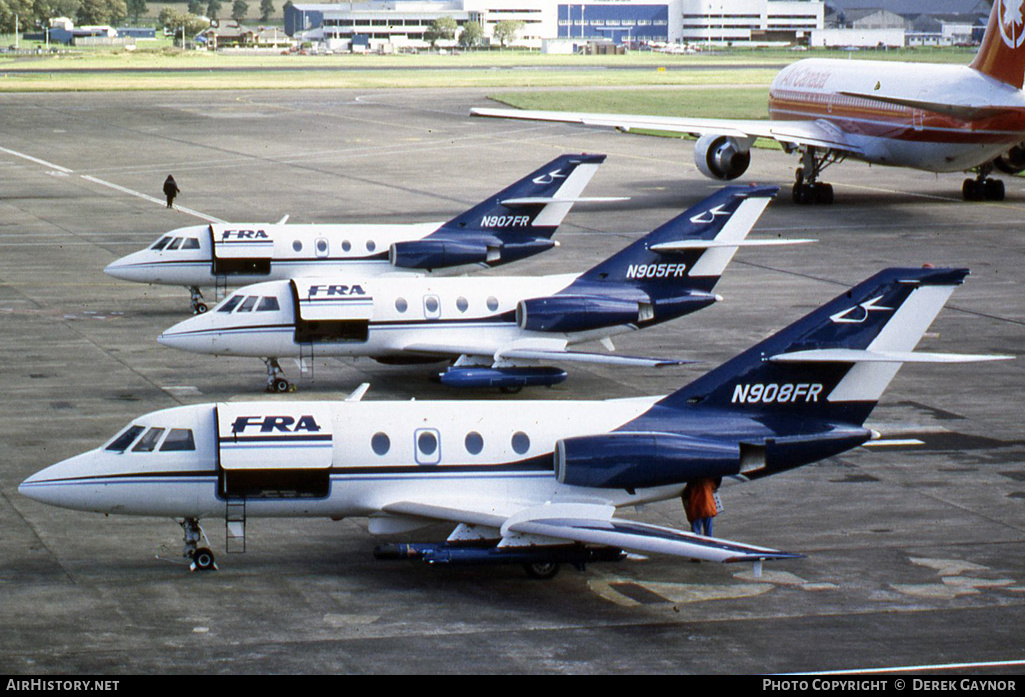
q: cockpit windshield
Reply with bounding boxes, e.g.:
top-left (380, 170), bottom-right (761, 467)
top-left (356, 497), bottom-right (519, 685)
top-left (218, 294), bottom-right (281, 313)
top-left (150, 235), bottom-right (200, 252)
top-left (104, 424), bottom-right (195, 453)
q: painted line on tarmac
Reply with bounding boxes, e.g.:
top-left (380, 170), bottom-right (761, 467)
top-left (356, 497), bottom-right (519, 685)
top-left (785, 658), bottom-right (1025, 675)
top-left (80, 175), bottom-right (226, 224)
top-left (0, 146), bottom-right (73, 173)
top-left (0, 144), bottom-right (224, 224)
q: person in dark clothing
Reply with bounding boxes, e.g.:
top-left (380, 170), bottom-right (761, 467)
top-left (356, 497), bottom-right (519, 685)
top-left (163, 175), bottom-right (180, 208)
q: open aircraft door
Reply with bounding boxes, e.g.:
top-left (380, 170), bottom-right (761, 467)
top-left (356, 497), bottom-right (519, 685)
top-left (215, 403), bottom-right (333, 499)
top-left (291, 279), bottom-right (372, 345)
top-left (209, 224), bottom-right (274, 277)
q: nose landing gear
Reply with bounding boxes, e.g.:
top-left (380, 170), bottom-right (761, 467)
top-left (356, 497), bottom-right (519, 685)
top-left (188, 286), bottom-right (208, 315)
top-left (264, 357), bottom-right (295, 393)
top-left (180, 517), bottom-right (217, 572)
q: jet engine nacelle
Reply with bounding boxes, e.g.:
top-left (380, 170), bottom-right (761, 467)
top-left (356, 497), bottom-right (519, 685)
top-left (516, 295), bottom-right (642, 333)
top-left (993, 142), bottom-right (1025, 174)
top-left (694, 134), bottom-right (752, 181)
top-left (389, 239), bottom-right (493, 270)
top-left (555, 433), bottom-right (739, 490)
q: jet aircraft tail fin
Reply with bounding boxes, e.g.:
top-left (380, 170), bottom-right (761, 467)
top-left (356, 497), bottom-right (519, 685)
top-left (661, 267), bottom-right (1007, 425)
top-left (572, 185), bottom-right (782, 296)
top-left (435, 153), bottom-right (608, 240)
top-left (970, 0), bottom-right (1025, 89)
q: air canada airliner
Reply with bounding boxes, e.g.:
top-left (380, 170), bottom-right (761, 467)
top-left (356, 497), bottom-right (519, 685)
top-left (472, 1), bottom-right (1025, 204)
top-left (20, 267), bottom-right (1009, 577)
top-left (104, 154), bottom-right (619, 313)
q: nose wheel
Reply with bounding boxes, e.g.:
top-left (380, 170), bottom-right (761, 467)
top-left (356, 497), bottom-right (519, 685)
top-left (188, 286), bottom-right (208, 315)
top-left (264, 358), bottom-right (295, 393)
top-left (180, 517), bottom-right (217, 572)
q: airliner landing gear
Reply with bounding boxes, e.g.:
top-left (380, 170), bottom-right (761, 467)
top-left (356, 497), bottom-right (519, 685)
top-left (264, 358), bottom-right (294, 393)
top-left (791, 147), bottom-right (839, 205)
top-left (962, 166), bottom-right (1005, 201)
top-left (523, 562), bottom-right (561, 580)
top-left (188, 286), bottom-right (208, 314)
top-left (180, 517), bottom-right (216, 571)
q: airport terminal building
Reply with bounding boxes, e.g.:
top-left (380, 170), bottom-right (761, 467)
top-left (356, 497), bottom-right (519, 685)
top-left (283, 0), bottom-right (826, 51)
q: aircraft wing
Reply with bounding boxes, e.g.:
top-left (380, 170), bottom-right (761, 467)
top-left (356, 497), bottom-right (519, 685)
top-left (400, 340), bottom-right (689, 368)
top-left (470, 107), bottom-right (865, 156)
top-left (386, 500), bottom-right (798, 564)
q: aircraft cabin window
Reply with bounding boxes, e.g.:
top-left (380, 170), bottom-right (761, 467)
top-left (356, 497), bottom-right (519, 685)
top-left (417, 430), bottom-right (438, 456)
top-left (256, 297), bottom-right (280, 312)
top-left (366, 241), bottom-right (376, 252)
top-left (424, 296), bottom-right (439, 314)
top-left (342, 240), bottom-right (352, 252)
top-left (316, 239), bottom-right (328, 254)
top-left (511, 432), bottom-right (530, 455)
top-left (106, 425), bottom-right (145, 452)
top-left (456, 297), bottom-right (469, 313)
top-left (132, 427), bottom-right (166, 453)
top-left (160, 428), bottom-right (196, 452)
top-left (465, 431), bottom-right (484, 455)
top-left (292, 240), bottom-right (302, 252)
top-left (218, 295), bottom-right (244, 313)
top-left (167, 238), bottom-right (183, 250)
top-left (371, 432), bottom-right (390, 456)
top-left (487, 297), bottom-right (499, 312)
top-left (395, 298), bottom-right (408, 313)
top-left (150, 237), bottom-right (171, 251)
top-left (238, 296), bottom-right (258, 312)
top-left (182, 238), bottom-right (200, 250)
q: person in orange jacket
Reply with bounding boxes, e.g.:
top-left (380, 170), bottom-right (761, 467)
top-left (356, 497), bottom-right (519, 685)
top-left (682, 477), bottom-right (720, 537)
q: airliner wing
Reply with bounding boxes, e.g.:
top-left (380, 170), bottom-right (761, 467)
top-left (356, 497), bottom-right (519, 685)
top-left (387, 500), bottom-right (798, 564)
top-left (470, 107), bottom-right (865, 155)
top-left (401, 340), bottom-right (688, 368)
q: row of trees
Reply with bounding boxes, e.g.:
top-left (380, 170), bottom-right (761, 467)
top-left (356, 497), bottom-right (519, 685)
top-left (0, 0), bottom-right (275, 34)
top-left (425, 17), bottom-right (524, 49)
top-left (0, 0), bottom-right (131, 32)
top-left (0, 5), bottom-right (520, 47)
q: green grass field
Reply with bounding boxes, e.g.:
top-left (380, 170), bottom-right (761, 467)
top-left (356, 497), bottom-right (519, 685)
top-left (0, 40), bottom-right (974, 92)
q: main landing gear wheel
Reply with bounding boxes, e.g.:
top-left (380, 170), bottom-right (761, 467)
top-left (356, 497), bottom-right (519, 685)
top-left (791, 148), bottom-right (840, 205)
top-left (962, 177), bottom-right (1005, 201)
top-left (523, 562), bottom-right (561, 580)
top-left (792, 181), bottom-right (834, 205)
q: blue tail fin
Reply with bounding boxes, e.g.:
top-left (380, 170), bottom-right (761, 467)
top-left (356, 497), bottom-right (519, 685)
top-left (572, 185), bottom-right (779, 296)
top-left (433, 153), bottom-right (607, 240)
top-left (661, 267), bottom-right (972, 425)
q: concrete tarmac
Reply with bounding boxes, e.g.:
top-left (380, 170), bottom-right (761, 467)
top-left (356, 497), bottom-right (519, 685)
top-left (1, 89), bottom-right (1023, 675)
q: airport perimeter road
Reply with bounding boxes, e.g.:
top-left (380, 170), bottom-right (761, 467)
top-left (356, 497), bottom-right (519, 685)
top-left (1, 89), bottom-right (1023, 675)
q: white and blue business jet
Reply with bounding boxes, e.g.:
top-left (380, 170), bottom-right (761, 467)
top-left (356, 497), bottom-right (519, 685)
top-left (20, 267), bottom-right (1007, 577)
top-left (104, 154), bottom-right (616, 313)
top-left (157, 185), bottom-right (805, 392)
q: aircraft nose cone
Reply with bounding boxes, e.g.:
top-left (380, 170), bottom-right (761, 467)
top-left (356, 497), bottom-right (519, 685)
top-left (19, 459), bottom-right (79, 509)
top-left (104, 253), bottom-right (152, 282)
top-left (103, 258), bottom-right (131, 280)
top-left (158, 317), bottom-right (215, 354)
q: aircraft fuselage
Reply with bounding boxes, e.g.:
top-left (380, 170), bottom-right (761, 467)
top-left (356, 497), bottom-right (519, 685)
top-left (768, 58), bottom-right (1025, 172)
